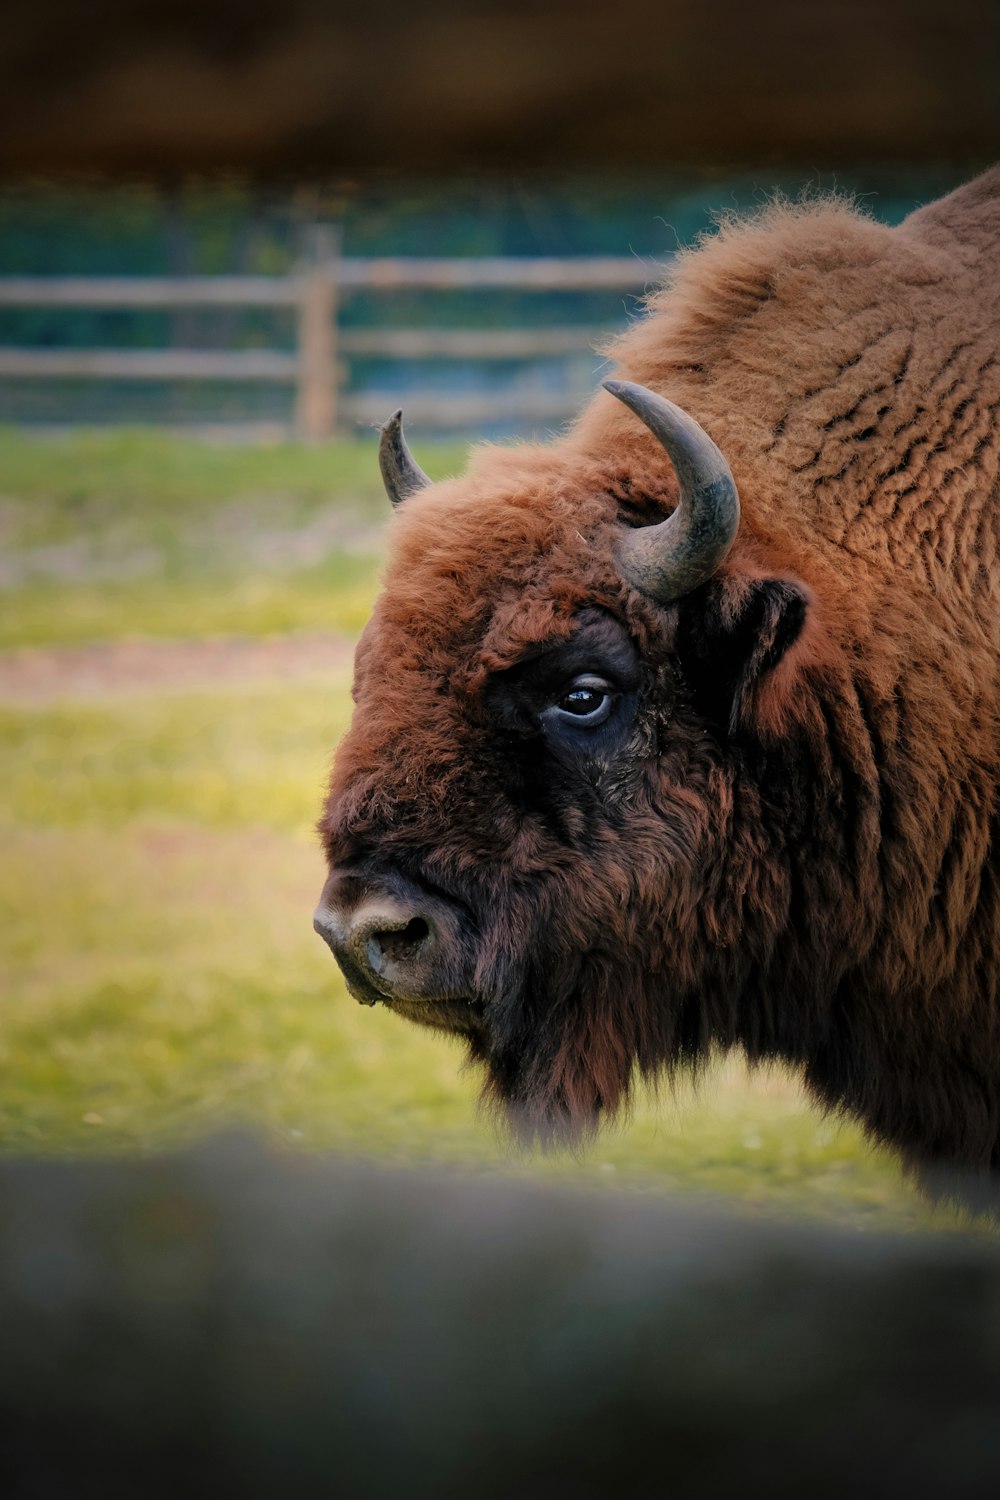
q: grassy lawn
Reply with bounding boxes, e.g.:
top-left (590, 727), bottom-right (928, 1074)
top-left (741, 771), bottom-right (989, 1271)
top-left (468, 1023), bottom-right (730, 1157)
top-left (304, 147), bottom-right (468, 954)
top-left (0, 428), bottom-right (968, 1231)
top-left (0, 426), bottom-right (468, 647)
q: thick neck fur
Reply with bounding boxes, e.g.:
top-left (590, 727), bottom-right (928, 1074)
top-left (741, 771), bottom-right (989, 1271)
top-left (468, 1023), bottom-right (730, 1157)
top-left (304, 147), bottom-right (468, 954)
top-left (731, 657), bottom-right (1000, 1172)
top-left (476, 617), bottom-right (1000, 1167)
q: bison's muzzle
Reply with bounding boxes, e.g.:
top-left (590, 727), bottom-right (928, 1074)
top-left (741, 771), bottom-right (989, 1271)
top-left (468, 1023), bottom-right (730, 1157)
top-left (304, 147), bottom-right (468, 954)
top-left (314, 869), bottom-right (478, 1025)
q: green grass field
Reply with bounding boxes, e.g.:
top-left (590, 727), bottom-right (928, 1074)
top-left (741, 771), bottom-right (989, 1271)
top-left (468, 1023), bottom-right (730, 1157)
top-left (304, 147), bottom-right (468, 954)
top-left (0, 428), bottom-right (970, 1231)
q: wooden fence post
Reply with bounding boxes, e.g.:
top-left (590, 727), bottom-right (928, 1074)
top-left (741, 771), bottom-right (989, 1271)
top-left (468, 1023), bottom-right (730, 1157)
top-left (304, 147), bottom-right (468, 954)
top-left (295, 224), bottom-right (340, 443)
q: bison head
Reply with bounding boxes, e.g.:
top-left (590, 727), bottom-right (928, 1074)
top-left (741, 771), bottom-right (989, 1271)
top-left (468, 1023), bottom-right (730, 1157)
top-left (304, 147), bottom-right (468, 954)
top-left (316, 381), bottom-right (813, 1141)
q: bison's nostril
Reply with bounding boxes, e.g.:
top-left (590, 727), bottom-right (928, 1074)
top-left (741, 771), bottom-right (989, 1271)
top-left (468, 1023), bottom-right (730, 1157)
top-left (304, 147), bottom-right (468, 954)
top-left (369, 916), bottom-right (430, 969)
top-left (395, 916), bottom-right (430, 950)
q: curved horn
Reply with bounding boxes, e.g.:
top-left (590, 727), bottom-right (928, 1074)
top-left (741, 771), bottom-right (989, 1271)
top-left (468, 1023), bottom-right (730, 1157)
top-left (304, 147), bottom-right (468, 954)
top-left (378, 409), bottom-right (431, 508)
top-left (603, 379), bottom-right (740, 603)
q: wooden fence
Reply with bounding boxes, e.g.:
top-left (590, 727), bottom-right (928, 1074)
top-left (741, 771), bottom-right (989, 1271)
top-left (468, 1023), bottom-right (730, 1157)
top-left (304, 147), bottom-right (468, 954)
top-left (0, 253), bottom-right (656, 439)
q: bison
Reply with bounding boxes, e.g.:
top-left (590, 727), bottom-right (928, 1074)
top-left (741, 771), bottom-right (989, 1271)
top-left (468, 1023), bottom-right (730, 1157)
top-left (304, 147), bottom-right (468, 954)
top-left (315, 169), bottom-right (1000, 1188)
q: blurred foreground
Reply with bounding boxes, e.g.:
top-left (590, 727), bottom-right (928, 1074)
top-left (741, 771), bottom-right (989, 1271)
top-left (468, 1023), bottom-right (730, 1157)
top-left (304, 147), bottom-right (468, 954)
top-left (0, 429), bottom-right (970, 1229)
top-left (2, 1139), bottom-right (999, 1500)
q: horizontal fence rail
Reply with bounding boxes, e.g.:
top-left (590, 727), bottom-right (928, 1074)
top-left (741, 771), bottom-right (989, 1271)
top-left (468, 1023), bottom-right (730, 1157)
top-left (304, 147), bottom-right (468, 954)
top-left (0, 260), bottom-right (651, 304)
top-left (342, 391), bottom-right (590, 427)
top-left (0, 277), bottom-right (304, 308)
top-left (0, 255), bottom-right (658, 438)
top-left (0, 349), bottom-right (300, 380)
top-left (0, 328), bottom-right (617, 378)
top-left (340, 326), bottom-right (617, 359)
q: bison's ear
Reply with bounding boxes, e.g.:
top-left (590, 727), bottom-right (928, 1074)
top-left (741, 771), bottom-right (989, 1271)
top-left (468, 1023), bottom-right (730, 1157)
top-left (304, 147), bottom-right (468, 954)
top-left (675, 575), bottom-right (808, 736)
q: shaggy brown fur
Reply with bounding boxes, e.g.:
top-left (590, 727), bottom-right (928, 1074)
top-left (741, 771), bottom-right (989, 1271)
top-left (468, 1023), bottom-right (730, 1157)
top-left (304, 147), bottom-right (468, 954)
top-left (319, 170), bottom-right (1000, 1185)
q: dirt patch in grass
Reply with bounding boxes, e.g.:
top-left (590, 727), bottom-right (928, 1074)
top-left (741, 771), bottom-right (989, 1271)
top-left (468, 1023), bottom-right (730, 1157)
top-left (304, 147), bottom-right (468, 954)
top-left (0, 633), bottom-right (357, 704)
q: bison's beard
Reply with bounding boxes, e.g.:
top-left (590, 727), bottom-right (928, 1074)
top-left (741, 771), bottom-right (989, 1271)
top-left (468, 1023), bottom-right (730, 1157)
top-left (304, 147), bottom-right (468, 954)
top-left (463, 891), bottom-right (712, 1149)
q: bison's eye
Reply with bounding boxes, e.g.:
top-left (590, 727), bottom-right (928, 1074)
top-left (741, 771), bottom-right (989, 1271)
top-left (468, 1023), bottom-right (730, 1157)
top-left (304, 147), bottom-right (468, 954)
top-left (547, 675), bottom-right (615, 727)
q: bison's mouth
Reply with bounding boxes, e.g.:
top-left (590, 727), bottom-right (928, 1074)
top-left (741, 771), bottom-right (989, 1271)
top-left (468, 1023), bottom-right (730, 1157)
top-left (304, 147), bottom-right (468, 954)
top-left (387, 995), bottom-right (485, 1035)
top-left (335, 948), bottom-right (393, 1008)
top-left (335, 947), bottom-right (483, 1034)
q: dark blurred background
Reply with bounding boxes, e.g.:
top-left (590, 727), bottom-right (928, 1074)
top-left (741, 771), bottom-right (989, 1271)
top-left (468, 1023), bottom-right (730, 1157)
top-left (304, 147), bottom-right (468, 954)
top-left (3, 0), bottom-right (998, 177)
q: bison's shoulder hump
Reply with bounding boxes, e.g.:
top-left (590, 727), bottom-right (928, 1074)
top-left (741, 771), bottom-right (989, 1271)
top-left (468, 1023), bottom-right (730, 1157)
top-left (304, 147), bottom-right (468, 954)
top-left (605, 196), bottom-right (895, 391)
top-left (899, 166), bottom-right (1000, 257)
